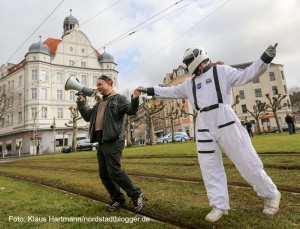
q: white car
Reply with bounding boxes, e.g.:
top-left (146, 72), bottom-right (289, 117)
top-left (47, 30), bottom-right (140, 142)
top-left (156, 132), bottom-right (190, 143)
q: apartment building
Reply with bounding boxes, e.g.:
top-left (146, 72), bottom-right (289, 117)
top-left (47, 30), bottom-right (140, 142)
top-left (0, 12), bottom-right (118, 155)
top-left (231, 62), bottom-right (292, 132)
top-left (149, 62), bottom-right (292, 138)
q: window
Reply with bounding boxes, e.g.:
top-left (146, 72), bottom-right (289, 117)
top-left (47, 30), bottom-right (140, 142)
top-left (56, 73), bottom-right (63, 83)
top-left (69, 60), bottom-right (74, 66)
top-left (93, 76), bottom-right (97, 85)
top-left (70, 91), bottom-right (75, 101)
top-left (281, 71), bottom-right (285, 80)
top-left (9, 98), bottom-right (13, 108)
top-left (57, 90), bottom-right (63, 100)
top-left (272, 86), bottom-right (278, 95)
top-left (269, 72), bottom-right (275, 81)
top-left (254, 88), bottom-right (262, 97)
top-left (8, 81), bottom-right (10, 91)
top-left (10, 114), bottom-right (13, 125)
top-left (81, 62), bottom-right (86, 68)
top-left (253, 77), bottom-right (260, 83)
top-left (41, 88), bottom-right (47, 100)
top-left (276, 101), bottom-right (282, 109)
top-left (31, 88), bottom-right (37, 99)
top-left (107, 65), bottom-right (110, 69)
top-left (284, 85), bottom-right (287, 94)
top-left (182, 99), bottom-right (186, 104)
top-left (18, 112), bottom-right (22, 123)
top-left (82, 48), bottom-right (85, 53)
top-left (32, 69), bottom-right (38, 81)
top-left (57, 108), bottom-right (63, 118)
top-left (31, 107), bottom-right (37, 119)
top-left (241, 104), bottom-right (247, 113)
top-left (40, 70), bottom-right (47, 82)
top-left (81, 75), bottom-right (87, 84)
top-left (41, 107), bottom-right (47, 118)
top-left (19, 76), bottom-right (22, 87)
top-left (70, 47), bottom-right (73, 52)
top-left (239, 90), bottom-right (245, 99)
top-left (18, 93), bottom-right (22, 105)
top-left (11, 80), bottom-right (14, 90)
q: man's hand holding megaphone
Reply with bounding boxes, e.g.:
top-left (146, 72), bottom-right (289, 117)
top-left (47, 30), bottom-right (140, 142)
top-left (75, 92), bottom-right (86, 102)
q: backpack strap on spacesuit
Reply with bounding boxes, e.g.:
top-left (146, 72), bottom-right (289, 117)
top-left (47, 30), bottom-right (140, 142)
top-left (192, 76), bottom-right (200, 111)
top-left (213, 66), bottom-right (223, 104)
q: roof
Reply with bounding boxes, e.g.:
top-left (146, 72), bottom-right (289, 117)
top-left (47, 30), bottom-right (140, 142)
top-left (64, 14), bottom-right (79, 25)
top-left (28, 41), bottom-right (50, 55)
top-left (8, 59), bottom-right (26, 75)
top-left (98, 52), bottom-right (114, 63)
top-left (44, 38), bottom-right (62, 56)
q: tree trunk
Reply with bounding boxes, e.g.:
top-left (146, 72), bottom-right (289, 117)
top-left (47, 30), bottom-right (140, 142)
top-left (149, 114), bottom-right (156, 145)
top-left (72, 117), bottom-right (77, 152)
top-left (255, 117), bottom-right (261, 134)
top-left (171, 119), bottom-right (175, 142)
top-left (274, 111), bottom-right (282, 133)
top-left (126, 116), bottom-right (132, 147)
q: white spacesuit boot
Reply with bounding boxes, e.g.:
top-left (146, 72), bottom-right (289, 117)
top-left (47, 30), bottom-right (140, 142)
top-left (205, 207), bottom-right (228, 222)
top-left (263, 191), bottom-right (281, 216)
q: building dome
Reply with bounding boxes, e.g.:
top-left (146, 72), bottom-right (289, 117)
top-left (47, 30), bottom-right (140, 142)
top-left (63, 10), bottom-right (79, 36)
top-left (63, 14), bottom-right (79, 25)
top-left (28, 41), bottom-right (50, 55)
top-left (98, 52), bottom-right (114, 63)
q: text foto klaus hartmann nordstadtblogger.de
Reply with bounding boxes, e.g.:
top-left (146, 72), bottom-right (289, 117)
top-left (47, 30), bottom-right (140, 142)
top-left (8, 215), bottom-right (151, 224)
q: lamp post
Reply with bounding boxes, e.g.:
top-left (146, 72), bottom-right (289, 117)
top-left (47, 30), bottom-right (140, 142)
top-left (33, 109), bottom-right (42, 155)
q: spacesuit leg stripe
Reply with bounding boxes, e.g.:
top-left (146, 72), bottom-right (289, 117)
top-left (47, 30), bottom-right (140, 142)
top-left (198, 129), bottom-right (209, 132)
top-left (198, 150), bottom-right (215, 154)
top-left (218, 121), bottom-right (235, 129)
top-left (197, 140), bottom-right (213, 142)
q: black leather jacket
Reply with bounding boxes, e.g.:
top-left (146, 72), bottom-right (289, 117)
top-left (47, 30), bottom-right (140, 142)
top-left (77, 94), bottom-right (139, 143)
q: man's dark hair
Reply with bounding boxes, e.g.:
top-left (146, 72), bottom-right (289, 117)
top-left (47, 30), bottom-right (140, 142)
top-left (98, 75), bottom-right (113, 86)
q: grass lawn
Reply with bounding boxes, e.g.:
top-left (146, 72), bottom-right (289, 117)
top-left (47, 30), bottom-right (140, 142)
top-left (0, 176), bottom-right (175, 229)
top-left (0, 132), bottom-right (299, 228)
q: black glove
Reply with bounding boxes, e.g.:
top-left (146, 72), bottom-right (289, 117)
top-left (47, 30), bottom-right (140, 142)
top-left (265, 43), bottom-right (277, 58)
top-left (261, 43), bottom-right (277, 64)
top-left (135, 86), bottom-right (148, 93)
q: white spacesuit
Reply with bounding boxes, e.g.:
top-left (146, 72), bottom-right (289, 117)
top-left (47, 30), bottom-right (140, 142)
top-left (136, 44), bottom-right (281, 222)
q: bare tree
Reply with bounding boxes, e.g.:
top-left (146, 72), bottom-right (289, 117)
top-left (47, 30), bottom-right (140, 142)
top-left (140, 97), bottom-right (165, 145)
top-left (265, 93), bottom-right (288, 133)
top-left (155, 100), bottom-right (185, 143)
top-left (181, 107), bottom-right (197, 141)
top-left (0, 86), bottom-right (17, 122)
top-left (65, 107), bottom-right (82, 151)
top-left (289, 86), bottom-right (300, 114)
top-left (245, 100), bottom-right (267, 134)
top-left (232, 95), bottom-right (240, 108)
top-left (123, 89), bottom-right (135, 147)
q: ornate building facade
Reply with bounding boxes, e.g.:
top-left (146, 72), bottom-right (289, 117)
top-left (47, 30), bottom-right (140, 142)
top-left (0, 12), bottom-right (118, 155)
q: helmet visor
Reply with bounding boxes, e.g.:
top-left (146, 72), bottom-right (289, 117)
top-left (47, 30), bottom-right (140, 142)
top-left (183, 54), bottom-right (194, 67)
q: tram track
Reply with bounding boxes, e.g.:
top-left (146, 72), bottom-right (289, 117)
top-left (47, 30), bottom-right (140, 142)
top-left (1, 164), bottom-right (299, 194)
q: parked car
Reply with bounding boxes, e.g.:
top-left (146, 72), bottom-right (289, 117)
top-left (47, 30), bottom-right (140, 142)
top-left (156, 132), bottom-right (190, 143)
top-left (76, 139), bottom-right (98, 151)
top-left (61, 146), bottom-right (72, 153)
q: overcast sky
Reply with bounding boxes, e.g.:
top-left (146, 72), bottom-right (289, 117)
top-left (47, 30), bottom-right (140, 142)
top-left (1, 0), bottom-right (299, 93)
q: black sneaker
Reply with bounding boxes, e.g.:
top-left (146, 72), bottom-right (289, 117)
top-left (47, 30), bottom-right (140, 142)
top-left (107, 201), bottom-right (126, 212)
top-left (132, 193), bottom-right (145, 213)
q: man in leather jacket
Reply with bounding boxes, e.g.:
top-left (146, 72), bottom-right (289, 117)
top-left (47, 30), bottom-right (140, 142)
top-left (76, 75), bottom-right (144, 212)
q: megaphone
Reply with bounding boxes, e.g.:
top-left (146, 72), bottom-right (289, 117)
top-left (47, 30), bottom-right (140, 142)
top-left (65, 76), bottom-right (94, 96)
